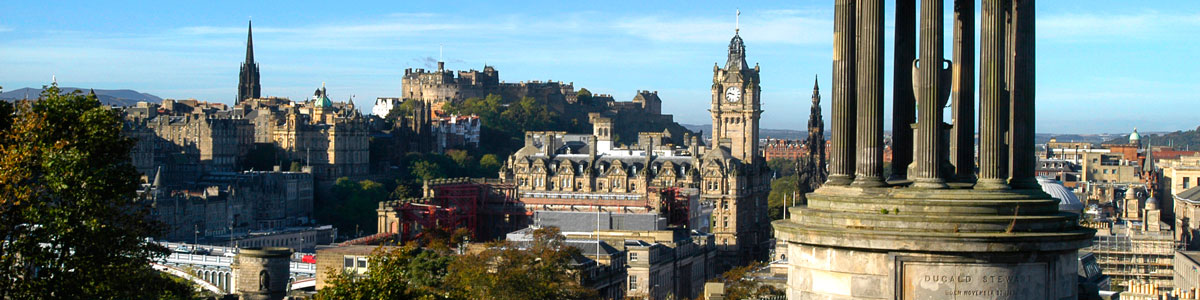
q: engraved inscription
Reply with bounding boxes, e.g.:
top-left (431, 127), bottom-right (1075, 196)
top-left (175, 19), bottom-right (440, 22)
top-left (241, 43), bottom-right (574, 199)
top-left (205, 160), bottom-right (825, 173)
top-left (901, 262), bottom-right (1047, 300)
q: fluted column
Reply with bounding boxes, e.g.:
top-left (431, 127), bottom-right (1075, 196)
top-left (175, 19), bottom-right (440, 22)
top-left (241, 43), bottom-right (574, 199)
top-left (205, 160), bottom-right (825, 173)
top-left (852, 0), bottom-right (885, 187)
top-left (827, 0), bottom-right (857, 186)
top-left (1009, 0), bottom-right (1037, 189)
top-left (891, 0), bottom-right (916, 181)
top-left (912, 0), bottom-right (948, 189)
top-left (951, 0), bottom-right (976, 181)
top-left (977, 0), bottom-right (1010, 190)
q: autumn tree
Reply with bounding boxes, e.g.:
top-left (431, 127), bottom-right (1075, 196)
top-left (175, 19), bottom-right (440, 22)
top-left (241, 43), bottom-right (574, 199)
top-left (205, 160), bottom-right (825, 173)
top-left (0, 85), bottom-right (193, 298)
top-left (716, 262), bottom-right (785, 300)
top-left (315, 244), bottom-right (455, 300)
top-left (445, 227), bottom-right (596, 300)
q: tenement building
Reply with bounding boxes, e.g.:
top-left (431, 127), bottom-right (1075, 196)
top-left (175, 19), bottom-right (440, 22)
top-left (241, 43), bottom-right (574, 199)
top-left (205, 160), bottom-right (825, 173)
top-left (140, 169), bottom-right (315, 243)
top-left (236, 84), bottom-right (370, 181)
top-left (500, 28), bottom-right (772, 270)
top-left (121, 99), bottom-right (255, 181)
top-left (773, 0), bottom-right (1095, 299)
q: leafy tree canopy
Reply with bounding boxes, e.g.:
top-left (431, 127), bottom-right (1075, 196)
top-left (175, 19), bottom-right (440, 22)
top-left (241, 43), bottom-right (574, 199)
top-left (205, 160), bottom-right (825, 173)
top-left (0, 85), bottom-right (192, 299)
top-left (317, 228), bottom-right (592, 300)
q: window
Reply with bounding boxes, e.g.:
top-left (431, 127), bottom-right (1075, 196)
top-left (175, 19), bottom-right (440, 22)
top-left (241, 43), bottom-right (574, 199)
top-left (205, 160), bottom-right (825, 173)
top-left (629, 276), bottom-right (638, 290)
top-left (630, 252), bottom-right (638, 262)
top-left (357, 257), bottom-right (368, 268)
top-left (1186, 177), bottom-right (1192, 189)
top-left (344, 257), bottom-right (354, 268)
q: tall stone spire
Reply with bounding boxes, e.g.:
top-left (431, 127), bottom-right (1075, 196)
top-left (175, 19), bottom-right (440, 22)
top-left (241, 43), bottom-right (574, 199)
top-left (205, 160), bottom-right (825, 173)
top-left (807, 75), bottom-right (826, 182)
top-left (237, 20), bottom-right (261, 104)
top-left (246, 20), bottom-right (254, 62)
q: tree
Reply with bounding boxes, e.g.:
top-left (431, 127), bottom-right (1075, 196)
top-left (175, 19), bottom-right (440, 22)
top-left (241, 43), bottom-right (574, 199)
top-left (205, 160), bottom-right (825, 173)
top-left (767, 175), bottom-right (800, 220)
top-left (318, 178), bottom-right (389, 237)
top-left (717, 262), bottom-right (785, 300)
top-left (445, 149), bottom-right (476, 174)
top-left (445, 227), bottom-right (595, 300)
top-left (316, 244), bottom-right (454, 300)
top-left (0, 85), bottom-right (193, 298)
top-left (479, 154), bottom-right (501, 175)
top-left (411, 160), bottom-right (446, 182)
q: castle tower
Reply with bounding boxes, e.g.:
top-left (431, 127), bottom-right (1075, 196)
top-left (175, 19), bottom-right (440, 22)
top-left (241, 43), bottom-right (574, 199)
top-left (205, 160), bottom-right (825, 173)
top-left (237, 20), bottom-right (261, 104)
top-left (710, 19), bottom-right (761, 162)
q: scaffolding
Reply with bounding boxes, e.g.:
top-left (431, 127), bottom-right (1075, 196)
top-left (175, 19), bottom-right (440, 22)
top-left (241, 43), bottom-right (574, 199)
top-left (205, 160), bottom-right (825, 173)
top-left (1086, 223), bottom-right (1179, 294)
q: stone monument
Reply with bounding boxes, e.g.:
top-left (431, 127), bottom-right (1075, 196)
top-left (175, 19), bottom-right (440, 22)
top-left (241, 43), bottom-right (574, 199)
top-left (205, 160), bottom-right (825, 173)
top-left (773, 0), bottom-right (1095, 299)
top-left (233, 247), bottom-right (293, 300)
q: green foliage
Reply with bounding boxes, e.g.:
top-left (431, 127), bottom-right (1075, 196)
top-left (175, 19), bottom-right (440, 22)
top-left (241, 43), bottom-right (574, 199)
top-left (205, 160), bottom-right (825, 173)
top-left (385, 99), bottom-right (425, 121)
top-left (576, 88), bottom-right (593, 106)
top-left (391, 182), bottom-right (415, 199)
top-left (767, 175), bottom-right (800, 220)
top-left (316, 244), bottom-right (454, 300)
top-left (443, 94), bottom-right (582, 159)
top-left (0, 85), bottom-right (193, 298)
top-left (767, 158), bottom-right (799, 177)
top-left (411, 160), bottom-right (447, 181)
top-left (317, 228), bottom-right (593, 300)
top-left (479, 154), bottom-right (501, 175)
top-left (318, 178), bottom-right (389, 236)
top-left (716, 262), bottom-right (785, 300)
top-left (290, 161), bottom-right (304, 172)
top-left (445, 227), bottom-right (596, 300)
top-left (445, 149), bottom-right (477, 173)
top-left (1104, 127), bottom-right (1200, 151)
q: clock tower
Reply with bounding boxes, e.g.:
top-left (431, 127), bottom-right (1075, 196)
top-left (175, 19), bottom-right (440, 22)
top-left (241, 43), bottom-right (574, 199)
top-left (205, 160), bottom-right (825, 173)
top-left (711, 28), bottom-right (761, 162)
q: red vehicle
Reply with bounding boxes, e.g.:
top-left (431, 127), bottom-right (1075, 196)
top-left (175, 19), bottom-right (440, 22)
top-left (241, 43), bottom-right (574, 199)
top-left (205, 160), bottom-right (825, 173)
top-left (301, 255), bottom-right (315, 264)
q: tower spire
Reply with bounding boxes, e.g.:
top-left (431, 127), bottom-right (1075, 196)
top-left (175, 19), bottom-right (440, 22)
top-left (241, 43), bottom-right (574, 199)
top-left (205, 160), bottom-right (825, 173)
top-left (237, 19), bottom-right (261, 104)
top-left (245, 20), bottom-right (254, 63)
top-left (736, 9), bottom-right (740, 34)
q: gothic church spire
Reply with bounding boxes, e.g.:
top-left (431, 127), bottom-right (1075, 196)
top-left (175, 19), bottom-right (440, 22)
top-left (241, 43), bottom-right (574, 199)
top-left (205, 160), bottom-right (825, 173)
top-left (237, 20), bottom-right (261, 104)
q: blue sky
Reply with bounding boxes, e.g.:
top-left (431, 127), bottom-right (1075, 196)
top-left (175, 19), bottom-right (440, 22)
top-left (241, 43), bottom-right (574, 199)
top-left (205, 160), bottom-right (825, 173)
top-left (1, 0), bottom-right (1197, 134)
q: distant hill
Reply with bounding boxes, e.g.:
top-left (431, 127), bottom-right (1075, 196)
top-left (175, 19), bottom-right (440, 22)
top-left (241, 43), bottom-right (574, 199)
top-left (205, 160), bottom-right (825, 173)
top-left (685, 123), bottom-right (1132, 146)
top-left (0, 87), bottom-right (162, 107)
top-left (683, 124), bottom-right (815, 140)
top-left (1103, 126), bottom-right (1200, 150)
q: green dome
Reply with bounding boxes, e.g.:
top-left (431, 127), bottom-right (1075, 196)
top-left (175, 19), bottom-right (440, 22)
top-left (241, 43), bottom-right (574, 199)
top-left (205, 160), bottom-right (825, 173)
top-left (318, 94), bottom-right (332, 108)
top-left (1129, 128), bottom-right (1141, 144)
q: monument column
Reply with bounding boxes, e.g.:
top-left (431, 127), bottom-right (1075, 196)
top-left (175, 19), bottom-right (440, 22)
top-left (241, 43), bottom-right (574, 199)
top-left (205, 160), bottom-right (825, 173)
top-left (852, 0), bottom-right (886, 187)
top-left (951, 0), bottom-right (976, 181)
top-left (1009, 0), bottom-right (1038, 189)
top-left (977, 0), bottom-right (1010, 190)
top-left (827, 0), bottom-right (857, 186)
top-left (912, 0), bottom-right (947, 188)
top-left (891, 0), bottom-right (916, 181)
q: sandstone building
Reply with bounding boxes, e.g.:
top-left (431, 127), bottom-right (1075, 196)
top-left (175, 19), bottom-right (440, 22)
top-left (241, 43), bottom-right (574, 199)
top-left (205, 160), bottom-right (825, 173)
top-left (236, 85), bottom-right (370, 181)
top-left (499, 29), bottom-right (772, 270)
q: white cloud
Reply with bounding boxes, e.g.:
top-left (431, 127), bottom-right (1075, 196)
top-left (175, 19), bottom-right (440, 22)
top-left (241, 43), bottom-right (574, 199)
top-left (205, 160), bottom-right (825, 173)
top-left (1038, 11), bottom-right (1200, 41)
top-left (614, 9), bottom-right (830, 45)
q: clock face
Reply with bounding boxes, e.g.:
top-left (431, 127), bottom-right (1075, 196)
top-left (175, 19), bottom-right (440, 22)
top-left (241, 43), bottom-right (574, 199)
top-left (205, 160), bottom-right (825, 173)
top-left (725, 87), bottom-right (742, 102)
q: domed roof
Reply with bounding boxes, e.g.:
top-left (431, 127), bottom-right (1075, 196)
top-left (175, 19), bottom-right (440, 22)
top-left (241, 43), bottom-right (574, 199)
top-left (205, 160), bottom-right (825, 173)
top-left (1129, 128), bottom-right (1141, 144)
top-left (1146, 195), bottom-right (1159, 210)
top-left (1038, 177), bottom-right (1083, 213)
